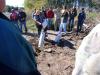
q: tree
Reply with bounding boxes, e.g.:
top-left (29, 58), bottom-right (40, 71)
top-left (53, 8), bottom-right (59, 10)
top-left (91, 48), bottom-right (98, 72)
top-left (24, 0), bottom-right (94, 10)
top-left (24, 0), bottom-right (47, 9)
top-left (24, 0), bottom-right (34, 9)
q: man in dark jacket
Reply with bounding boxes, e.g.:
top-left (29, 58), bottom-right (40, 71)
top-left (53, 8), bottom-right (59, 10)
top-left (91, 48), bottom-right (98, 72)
top-left (0, 0), bottom-right (41, 75)
top-left (18, 9), bottom-right (27, 33)
top-left (68, 8), bottom-right (77, 32)
top-left (76, 8), bottom-right (86, 35)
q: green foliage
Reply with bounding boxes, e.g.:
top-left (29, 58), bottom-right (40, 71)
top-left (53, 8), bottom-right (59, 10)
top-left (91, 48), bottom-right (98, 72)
top-left (33, 0), bottom-right (47, 9)
top-left (24, 0), bottom-right (47, 10)
top-left (24, 0), bottom-right (34, 9)
top-left (88, 12), bottom-right (97, 18)
top-left (27, 19), bottom-right (37, 31)
top-left (90, 2), bottom-right (97, 7)
top-left (24, 0), bottom-right (99, 10)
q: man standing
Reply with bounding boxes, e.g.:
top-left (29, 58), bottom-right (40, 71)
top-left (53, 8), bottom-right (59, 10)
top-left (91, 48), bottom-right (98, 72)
top-left (68, 8), bottom-right (77, 32)
top-left (53, 7), bottom-right (61, 31)
top-left (76, 8), bottom-right (86, 35)
top-left (59, 6), bottom-right (69, 33)
top-left (46, 7), bottom-right (54, 29)
top-left (18, 9), bottom-right (27, 33)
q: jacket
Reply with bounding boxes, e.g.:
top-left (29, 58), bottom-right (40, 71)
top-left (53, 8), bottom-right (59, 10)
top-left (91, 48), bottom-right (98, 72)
top-left (0, 13), bottom-right (40, 75)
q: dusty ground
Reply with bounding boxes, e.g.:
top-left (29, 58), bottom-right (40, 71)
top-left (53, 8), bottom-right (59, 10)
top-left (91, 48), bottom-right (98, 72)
top-left (23, 15), bottom-right (100, 75)
top-left (23, 30), bottom-right (85, 75)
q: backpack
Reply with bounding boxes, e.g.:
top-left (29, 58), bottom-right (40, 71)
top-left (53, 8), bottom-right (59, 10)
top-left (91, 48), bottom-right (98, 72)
top-left (10, 12), bottom-right (18, 21)
top-left (19, 11), bottom-right (26, 21)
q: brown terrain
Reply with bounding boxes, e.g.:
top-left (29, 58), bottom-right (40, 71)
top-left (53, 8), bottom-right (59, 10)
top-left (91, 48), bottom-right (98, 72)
top-left (23, 13), bottom-right (100, 75)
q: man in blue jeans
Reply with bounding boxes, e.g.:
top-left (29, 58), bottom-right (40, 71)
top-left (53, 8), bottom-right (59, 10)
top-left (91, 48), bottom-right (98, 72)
top-left (0, 0), bottom-right (41, 75)
top-left (59, 6), bottom-right (69, 33)
top-left (69, 8), bottom-right (77, 32)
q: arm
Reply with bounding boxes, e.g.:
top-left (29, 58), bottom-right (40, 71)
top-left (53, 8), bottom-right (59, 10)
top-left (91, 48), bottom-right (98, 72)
top-left (34, 19), bottom-right (42, 25)
top-left (84, 13), bottom-right (86, 20)
top-left (33, 16), bottom-right (42, 25)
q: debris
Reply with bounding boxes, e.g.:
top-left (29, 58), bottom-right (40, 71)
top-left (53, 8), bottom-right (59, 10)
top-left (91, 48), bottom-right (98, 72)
top-left (44, 48), bottom-right (52, 53)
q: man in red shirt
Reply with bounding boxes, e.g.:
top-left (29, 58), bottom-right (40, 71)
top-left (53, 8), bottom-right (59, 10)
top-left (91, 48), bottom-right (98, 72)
top-left (46, 7), bottom-right (54, 29)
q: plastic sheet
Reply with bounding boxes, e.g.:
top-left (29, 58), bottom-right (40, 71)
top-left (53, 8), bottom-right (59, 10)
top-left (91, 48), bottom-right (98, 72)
top-left (72, 24), bottom-right (100, 75)
top-left (38, 30), bottom-right (45, 49)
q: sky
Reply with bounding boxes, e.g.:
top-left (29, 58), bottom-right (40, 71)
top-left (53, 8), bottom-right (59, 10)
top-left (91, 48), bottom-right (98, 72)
top-left (6, 0), bottom-right (24, 7)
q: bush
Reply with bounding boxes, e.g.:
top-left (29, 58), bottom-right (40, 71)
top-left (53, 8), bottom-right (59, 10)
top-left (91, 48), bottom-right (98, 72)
top-left (27, 19), bottom-right (37, 31)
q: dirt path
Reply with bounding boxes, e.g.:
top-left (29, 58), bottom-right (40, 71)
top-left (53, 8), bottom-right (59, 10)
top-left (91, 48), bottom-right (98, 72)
top-left (23, 30), bottom-right (84, 75)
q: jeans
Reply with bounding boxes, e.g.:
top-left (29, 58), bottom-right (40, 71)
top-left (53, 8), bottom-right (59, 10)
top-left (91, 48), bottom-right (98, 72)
top-left (20, 21), bottom-right (27, 33)
top-left (77, 20), bottom-right (84, 34)
top-left (36, 25), bottom-right (42, 37)
top-left (69, 18), bottom-right (74, 31)
top-left (47, 18), bottom-right (53, 29)
top-left (59, 23), bottom-right (67, 32)
top-left (54, 18), bottom-right (60, 31)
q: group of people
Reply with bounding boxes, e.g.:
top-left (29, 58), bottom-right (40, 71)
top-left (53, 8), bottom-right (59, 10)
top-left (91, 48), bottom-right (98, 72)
top-left (9, 6), bottom-right (86, 37)
top-left (10, 8), bottom-right (27, 33)
top-left (32, 6), bottom-right (86, 37)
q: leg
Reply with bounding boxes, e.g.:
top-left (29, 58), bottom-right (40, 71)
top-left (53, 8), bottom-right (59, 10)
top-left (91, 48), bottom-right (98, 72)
top-left (59, 23), bottom-right (63, 32)
top-left (20, 22), bottom-right (23, 33)
top-left (44, 26), bottom-right (48, 37)
top-left (63, 23), bottom-right (67, 32)
top-left (76, 24), bottom-right (80, 35)
top-left (23, 21), bottom-right (27, 33)
top-left (38, 25), bottom-right (42, 37)
top-left (57, 19), bottom-right (60, 31)
top-left (70, 20), bottom-right (73, 31)
top-left (71, 19), bottom-right (74, 31)
top-left (80, 21), bottom-right (84, 32)
top-left (69, 19), bottom-right (71, 31)
top-left (54, 19), bottom-right (57, 31)
top-left (50, 18), bottom-right (54, 30)
top-left (47, 19), bottom-right (50, 29)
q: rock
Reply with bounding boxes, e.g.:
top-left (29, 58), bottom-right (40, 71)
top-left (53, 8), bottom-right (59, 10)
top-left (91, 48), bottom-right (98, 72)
top-left (44, 48), bottom-right (52, 53)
